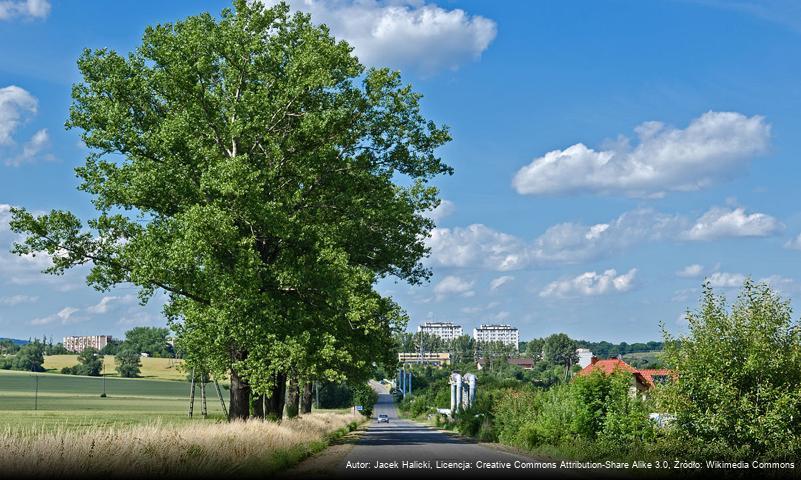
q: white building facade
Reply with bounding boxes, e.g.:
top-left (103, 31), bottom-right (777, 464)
top-left (576, 348), bottom-right (594, 368)
top-left (63, 335), bottom-right (113, 353)
top-left (473, 324), bottom-right (519, 350)
top-left (417, 322), bottom-right (463, 341)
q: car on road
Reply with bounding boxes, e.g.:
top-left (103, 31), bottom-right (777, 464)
top-left (377, 414), bottom-right (389, 423)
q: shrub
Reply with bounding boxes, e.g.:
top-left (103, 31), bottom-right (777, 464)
top-left (662, 280), bottom-right (801, 459)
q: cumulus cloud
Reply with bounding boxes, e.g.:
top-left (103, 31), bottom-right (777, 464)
top-left (489, 275), bottom-right (514, 291)
top-left (513, 111), bottom-right (770, 197)
top-left (0, 86), bottom-right (37, 145)
top-left (676, 264), bottom-right (704, 278)
top-left (426, 199), bottom-right (455, 223)
top-left (427, 224), bottom-right (528, 271)
top-left (7, 128), bottom-right (51, 166)
top-left (706, 272), bottom-right (746, 288)
top-left (0, 86), bottom-right (52, 166)
top-left (30, 306), bottom-right (80, 326)
top-left (0, 0), bottom-right (49, 21)
top-left (264, 0), bottom-right (496, 73)
top-left (540, 268), bottom-right (637, 298)
top-left (86, 295), bottom-right (136, 315)
top-left (682, 206), bottom-right (782, 241)
top-left (433, 275), bottom-right (474, 300)
top-left (0, 203), bottom-right (11, 231)
top-left (427, 208), bottom-right (684, 271)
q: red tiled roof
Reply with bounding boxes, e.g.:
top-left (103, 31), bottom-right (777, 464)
top-left (577, 359), bottom-right (673, 388)
top-left (577, 359), bottom-right (636, 376)
top-left (637, 369), bottom-right (674, 386)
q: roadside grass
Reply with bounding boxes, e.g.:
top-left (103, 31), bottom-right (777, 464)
top-left (43, 354), bottom-right (186, 380)
top-left (0, 412), bottom-right (364, 477)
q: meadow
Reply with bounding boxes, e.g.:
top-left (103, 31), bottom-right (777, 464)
top-left (43, 354), bottom-right (187, 380)
top-left (0, 369), bottom-right (362, 476)
top-left (0, 368), bottom-right (225, 430)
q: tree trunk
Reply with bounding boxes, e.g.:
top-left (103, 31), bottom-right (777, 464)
top-left (228, 366), bottom-right (251, 421)
top-left (286, 374), bottom-right (300, 418)
top-left (265, 371), bottom-right (287, 420)
top-left (252, 394), bottom-right (265, 419)
top-left (301, 382), bottom-right (313, 414)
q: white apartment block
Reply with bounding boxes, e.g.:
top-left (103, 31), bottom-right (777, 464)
top-left (417, 322), bottom-right (463, 341)
top-left (63, 335), bottom-right (113, 353)
top-left (473, 324), bottom-right (519, 350)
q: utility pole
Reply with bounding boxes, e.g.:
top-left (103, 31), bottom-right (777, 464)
top-left (188, 367), bottom-right (196, 418)
top-left (200, 372), bottom-right (207, 418)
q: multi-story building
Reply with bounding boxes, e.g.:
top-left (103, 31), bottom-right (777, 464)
top-left (417, 322), bottom-right (463, 342)
top-left (63, 335), bottom-right (113, 353)
top-left (472, 324), bottom-right (519, 350)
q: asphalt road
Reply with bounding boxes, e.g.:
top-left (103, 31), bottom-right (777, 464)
top-left (338, 389), bottom-right (580, 478)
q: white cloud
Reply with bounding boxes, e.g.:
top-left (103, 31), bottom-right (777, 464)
top-left (7, 128), bottom-right (51, 166)
top-left (540, 268), bottom-right (637, 298)
top-left (682, 206), bottom-right (782, 241)
top-left (265, 0), bottom-right (496, 73)
top-left (513, 111), bottom-right (770, 197)
top-left (433, 275), bottom-right (474, 300)
top-left (0, 0), bottom-right (49, 21)
top-left (489, 275), bottom-right (514, 291)
top-left (30, 305), bottom-right (79, 326)
top-left (0, 203), bottom-right (11, 231)
top-left (785, 233), bottom-right (801, 250)
top-left (86, 294), bottom-right (137, 314)
top-left (0, 86), bottom-right (37, 145)
top-left (0, 294), bottom-right (38, 306)
top-left (427, 224), bottom-right (528, 271)
top-left (426, 199), bottom-right (455, 223)
top-left (427, 208), bottom-right (684, 271)
top-left (0, 86), bottom-right (52, 166)
top-left (706, 272), bottom-right (746, 288)
top-left (676, 264), bottom-right (704, 278)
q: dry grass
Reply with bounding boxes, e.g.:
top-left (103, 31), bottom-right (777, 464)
top-left (0, 411), bottom-right (362, 478)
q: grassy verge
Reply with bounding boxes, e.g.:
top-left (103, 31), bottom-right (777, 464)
top-left (0, 411), bottom-right (364, 477)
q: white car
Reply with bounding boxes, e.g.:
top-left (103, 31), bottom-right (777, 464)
top-left (377, 414), bottom-right (389, 423)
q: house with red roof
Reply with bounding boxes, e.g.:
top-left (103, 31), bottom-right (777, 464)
top-left (577, 357), bottom-right (673, 397)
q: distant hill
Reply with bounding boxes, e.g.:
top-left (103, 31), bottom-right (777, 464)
top-left (0, 338), bottom-right (29, 346)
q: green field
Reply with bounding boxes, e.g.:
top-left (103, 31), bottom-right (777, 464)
top-left (0, 369), bottom-right (226, 430)
top-left (43, 355), bottom-right (187, 381)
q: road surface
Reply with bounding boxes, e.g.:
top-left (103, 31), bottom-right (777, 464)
top-left (337, 387), bottom-right (581, 478)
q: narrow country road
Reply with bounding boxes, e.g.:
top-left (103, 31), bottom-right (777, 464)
top-left (336, 385), bottom-right (581, 478)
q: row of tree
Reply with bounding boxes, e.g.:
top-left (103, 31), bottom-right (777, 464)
top-left (9, 1), bottom-right (450, 421)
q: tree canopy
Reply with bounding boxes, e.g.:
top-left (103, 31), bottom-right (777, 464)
top-left (10, 0), bottom-right (450, 420)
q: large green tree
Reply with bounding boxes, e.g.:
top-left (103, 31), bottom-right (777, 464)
top-left (10, 1), bottom-right (449, 420)
top-left (122, 326), bottom-right (171, 357)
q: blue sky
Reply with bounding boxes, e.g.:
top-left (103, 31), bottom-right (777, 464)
top-left (1, 0), bottom-right (801, 343)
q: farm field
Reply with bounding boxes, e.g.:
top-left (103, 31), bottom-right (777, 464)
top-left (0, 368), bottom-right (226, 430)
top-left (43, 354), bottom-right (186, 381)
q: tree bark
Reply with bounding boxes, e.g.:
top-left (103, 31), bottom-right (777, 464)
top-left (301, 382), bottom-right (313, 414)
top-left (252, 394), bottom-right (265, 419)
top-left (286, 374), bottom-right (300, 418)
top-left (265, 371), bottom-right (287, 420)
top-left (228, 366), bottom-right (251, 421)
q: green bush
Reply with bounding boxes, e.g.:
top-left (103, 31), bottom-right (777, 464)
top-left (661, 280), bottom-right (801, 459)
